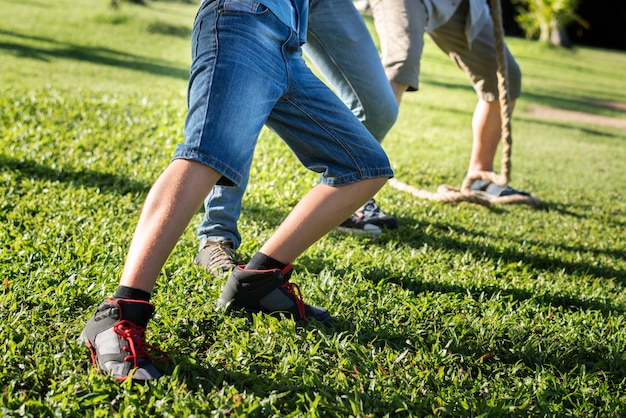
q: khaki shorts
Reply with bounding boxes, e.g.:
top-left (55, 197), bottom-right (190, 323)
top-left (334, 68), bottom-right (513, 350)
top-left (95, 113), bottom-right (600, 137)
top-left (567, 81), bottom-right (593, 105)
top-left (370, 0), bottom-right (521, 101)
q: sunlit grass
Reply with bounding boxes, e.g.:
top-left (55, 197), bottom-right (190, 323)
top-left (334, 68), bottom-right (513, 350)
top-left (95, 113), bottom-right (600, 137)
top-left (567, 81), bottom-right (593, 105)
top-left (1, 0), bottom-right (626, 416)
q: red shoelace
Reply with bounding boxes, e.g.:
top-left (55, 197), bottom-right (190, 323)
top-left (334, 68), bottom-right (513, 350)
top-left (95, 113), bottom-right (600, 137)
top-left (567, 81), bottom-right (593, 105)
top-left (114, 320), bottom-right (169, 367)
top-left (280, 280), bottom-right (306, 320)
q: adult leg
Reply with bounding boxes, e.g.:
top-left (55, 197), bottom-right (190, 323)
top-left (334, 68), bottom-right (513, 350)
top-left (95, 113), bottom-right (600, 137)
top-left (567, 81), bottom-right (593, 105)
top-left (196, 175), bottom-right (247, 253)
top-left (469, 98), bottom-right (515, 174)
top-left (428, 1), bottom-right (524, 193)
top-left (305, 0), bottom-right (397, 142)
top-left (194, 176), bottom-right (246, 273)
top-left (369, 0), bottom-right (427, 104)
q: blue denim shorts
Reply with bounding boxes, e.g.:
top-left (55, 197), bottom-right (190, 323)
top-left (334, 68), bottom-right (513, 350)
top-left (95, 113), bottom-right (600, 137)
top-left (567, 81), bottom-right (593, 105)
top-left (175, 0), bottom-right (393, 187)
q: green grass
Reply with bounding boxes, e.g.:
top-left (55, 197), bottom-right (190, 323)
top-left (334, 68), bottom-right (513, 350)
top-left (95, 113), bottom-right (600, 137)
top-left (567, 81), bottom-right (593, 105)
top-left (2, 0), bottom-right (626, 416)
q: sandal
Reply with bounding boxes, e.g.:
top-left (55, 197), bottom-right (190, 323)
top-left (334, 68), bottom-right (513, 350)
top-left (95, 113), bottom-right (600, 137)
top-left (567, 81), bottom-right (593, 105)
top-left (470, 179), bottom-right (530, 198)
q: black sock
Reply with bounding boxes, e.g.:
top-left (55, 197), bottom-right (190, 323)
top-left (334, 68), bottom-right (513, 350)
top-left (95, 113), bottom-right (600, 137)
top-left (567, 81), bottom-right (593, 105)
top-left (245, 252), bottom-right (286, 271)
top-left (113, 285), bottom-right (151, 302)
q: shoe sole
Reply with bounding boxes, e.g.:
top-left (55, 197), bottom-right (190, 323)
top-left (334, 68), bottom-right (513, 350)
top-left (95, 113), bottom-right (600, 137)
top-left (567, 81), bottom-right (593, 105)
top-left (221, 301), bottom-right (332, 324)
top-left (335, 223), bottom-right (382, 237)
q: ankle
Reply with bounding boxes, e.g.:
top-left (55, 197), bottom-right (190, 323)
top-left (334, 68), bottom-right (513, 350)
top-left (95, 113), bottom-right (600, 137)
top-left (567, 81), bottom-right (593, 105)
top-left (245, 252), bottom-right (287, 271)
top-left (113, 285), bottom-right (151, 302)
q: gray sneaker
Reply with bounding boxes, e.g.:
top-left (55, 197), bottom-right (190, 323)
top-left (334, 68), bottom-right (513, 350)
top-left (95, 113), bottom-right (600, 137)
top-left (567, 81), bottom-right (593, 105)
top-left (79, 298), bottom-right (167, 381)
top-left (218, 265), bottom-right (331, 323)
top-left (194, 240), bottom-right (242, 274)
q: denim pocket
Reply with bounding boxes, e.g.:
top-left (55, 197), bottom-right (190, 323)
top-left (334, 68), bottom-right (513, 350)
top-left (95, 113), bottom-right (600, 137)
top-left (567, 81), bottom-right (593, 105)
top-left (220, 0), bottom-right (268, 15)
top-left (195, 0), bottom-right (219, 19)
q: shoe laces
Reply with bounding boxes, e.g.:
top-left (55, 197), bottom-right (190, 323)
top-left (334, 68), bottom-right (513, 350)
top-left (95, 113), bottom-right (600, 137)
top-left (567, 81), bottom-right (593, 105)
top-left (280, 281), bottom-right (306, 320)
top-left (114, 320), bottom-right (169, 367)
top-left (359, 198), bottom-right (383, 217)
top-left (208, 241), bottom-right (237, 262)
top-left (205, 241), bottom-right (241, 271)
top-left (278, 264), bottom-right (306, 320)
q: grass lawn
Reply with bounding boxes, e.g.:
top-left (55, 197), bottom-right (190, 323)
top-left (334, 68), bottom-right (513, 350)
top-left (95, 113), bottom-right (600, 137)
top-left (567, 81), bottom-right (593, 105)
top-left (1, 0), bottom-right (626, 416)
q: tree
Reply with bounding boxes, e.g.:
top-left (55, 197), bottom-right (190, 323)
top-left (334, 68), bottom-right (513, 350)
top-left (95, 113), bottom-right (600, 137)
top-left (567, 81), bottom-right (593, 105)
top-left (513, 0), bottom-right (589, 47)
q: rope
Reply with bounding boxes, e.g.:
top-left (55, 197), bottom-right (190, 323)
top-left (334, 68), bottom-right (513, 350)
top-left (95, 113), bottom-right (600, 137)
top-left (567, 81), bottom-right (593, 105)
top-left (388, 0), bottom-right (541, 208)
top-left (388, 179), bottom-right (541, 207)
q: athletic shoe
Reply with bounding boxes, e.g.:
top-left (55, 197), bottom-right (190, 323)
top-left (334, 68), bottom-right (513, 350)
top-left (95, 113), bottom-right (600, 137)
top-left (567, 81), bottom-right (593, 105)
top-left (79, 298), bottom-right (167, 381)
top-left (470, 179), bottom-right (530, 197)
top-left (336, 214), bottom-right (383, 236)
top-left (336, 198), bottom-right (398, 236)
top-left (194, 239), bottom-right (242, 274)
top-left (218, 265), bottom-right (331, 323)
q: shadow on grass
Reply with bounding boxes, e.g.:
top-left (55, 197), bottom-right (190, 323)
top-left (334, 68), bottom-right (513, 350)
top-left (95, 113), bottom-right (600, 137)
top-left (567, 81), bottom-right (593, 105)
top-left (515, 50), bottom-right (624, 88)
top-left (0, 29), bottom-right (188, 80)
top-left (158, 316), bottom-right (410, 414)
top-left (0, 154), bottom-right (150, 195)
top-left (367, 216), bottom-right (626, 313)
top-left (239, 193), bottom-right (624, 302)
top-left (146, 21), bottom-right (191, 38)
top-left (294, 206), bottom-right (624, 318)
top-left (538, 199), bottom-right (626, 229)
top-left (518, 113), bottom-right (626, 140)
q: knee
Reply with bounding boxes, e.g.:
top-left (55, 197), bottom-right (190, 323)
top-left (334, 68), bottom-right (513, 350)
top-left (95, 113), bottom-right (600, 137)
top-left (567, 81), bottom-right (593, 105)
top-left (362, 95), bottom-right (399, 142)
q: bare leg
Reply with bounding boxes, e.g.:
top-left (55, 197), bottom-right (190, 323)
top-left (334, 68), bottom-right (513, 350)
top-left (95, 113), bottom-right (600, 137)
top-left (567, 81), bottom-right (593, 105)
top-left (390, 81), bottom-right (408, 105)
top-left (260, 177), bottom-right (387, 264)
top-left (120, 159), bottom-right (222, 293)
top-left (120, 158), bottom-right (386, 291)
top-left (467, 99), bottom-right (516, 175)
top-left (392, 83), bottom-right (517, 177)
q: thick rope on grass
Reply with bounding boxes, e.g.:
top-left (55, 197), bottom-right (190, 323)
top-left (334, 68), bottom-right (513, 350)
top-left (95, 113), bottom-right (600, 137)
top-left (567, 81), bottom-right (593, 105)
top-left (388, 178), bottom-right (494, 206)
top-left (387, 179), bottom-right (540, 207)
top-left (388, 0), bottom-right (541, 208)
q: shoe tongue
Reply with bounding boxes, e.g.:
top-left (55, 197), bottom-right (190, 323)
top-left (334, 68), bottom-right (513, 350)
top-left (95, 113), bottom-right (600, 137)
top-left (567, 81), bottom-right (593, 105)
top-left (116, 299), bottom-right (155, 328)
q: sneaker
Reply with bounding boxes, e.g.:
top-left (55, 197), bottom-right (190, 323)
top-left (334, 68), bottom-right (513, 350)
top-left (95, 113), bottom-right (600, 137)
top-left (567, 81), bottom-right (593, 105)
top-left (218, 265), bottom-right (331, 323)
top-left (336, 198), bottom-right (398, 236)
top-left (336, 214), bottom-right (383, 236)
top-left (79, 298), bottom-right (167, 381)
top-left (470, 179), bottom-right (530, 198)
top-left (194, 239), bottom-right (242, 274)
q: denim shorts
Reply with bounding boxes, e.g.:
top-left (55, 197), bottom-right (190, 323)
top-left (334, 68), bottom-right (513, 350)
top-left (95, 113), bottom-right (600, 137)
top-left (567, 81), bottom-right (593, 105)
top-left (175, 0), bottom-right (393, 187)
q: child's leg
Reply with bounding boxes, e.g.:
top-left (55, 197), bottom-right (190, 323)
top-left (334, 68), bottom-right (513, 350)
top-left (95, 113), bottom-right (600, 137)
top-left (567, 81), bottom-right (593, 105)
top-left (80, 159), bottom-right (222, 382)
top-left (218, 179), bottom-right (386, 323)
top-left (120, 159), bottom-right (222, 293)
top-left (217, 35), bottom-right (393, 322)
top-left (260, 179), bottom-right (386, 264)
top-left (81, 0), bottom-right (303, 381)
